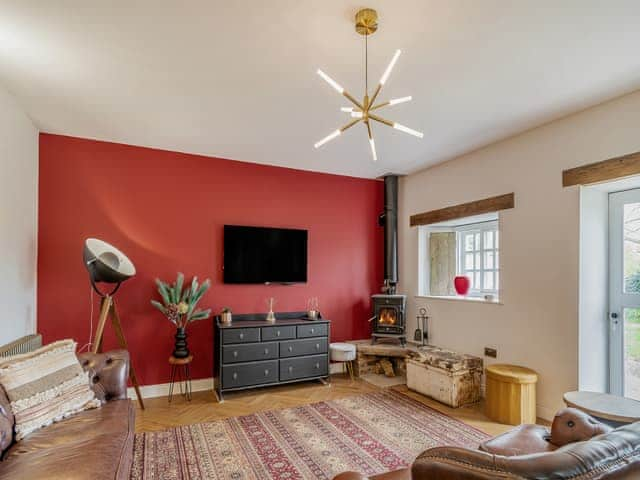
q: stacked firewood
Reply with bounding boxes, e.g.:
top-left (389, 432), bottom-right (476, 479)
top-left (373, 358), bottom-right (396, 377)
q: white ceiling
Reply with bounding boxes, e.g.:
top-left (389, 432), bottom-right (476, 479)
top-left (1, 1), bottom-right (640, 179)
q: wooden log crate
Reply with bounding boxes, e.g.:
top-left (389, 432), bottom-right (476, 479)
top-left (406, 345), bottom-right (483, 408)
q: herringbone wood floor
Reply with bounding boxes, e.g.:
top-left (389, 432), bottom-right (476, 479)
top-left (135, 373), bottom-right (515, 437)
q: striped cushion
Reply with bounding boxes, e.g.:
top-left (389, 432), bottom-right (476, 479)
top-left (0, 339), bottom-right (100, 440)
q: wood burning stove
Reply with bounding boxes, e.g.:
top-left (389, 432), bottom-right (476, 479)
top-left (369, 175), bottom-right (407, 345)
top-left (371, 294), bottom-right (407, 345)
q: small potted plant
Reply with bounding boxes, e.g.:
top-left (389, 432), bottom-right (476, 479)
top-left (151, 273), bottom-right (212, 358)
top-left (220, 307), bottom-right (232, 325)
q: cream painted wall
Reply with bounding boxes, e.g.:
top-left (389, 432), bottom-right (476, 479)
top-left (399, 89), bottom-right (640, 420)
top-left (0, 85), bottom-right (38, 346)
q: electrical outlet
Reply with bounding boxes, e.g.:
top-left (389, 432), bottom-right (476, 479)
top-left (484, 347), bottom-right (497, 358)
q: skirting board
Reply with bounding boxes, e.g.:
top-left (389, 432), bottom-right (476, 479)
top-left (128, 364), bottom-right (343, 400)
top-left (127, 377), bottom-right (214, 400)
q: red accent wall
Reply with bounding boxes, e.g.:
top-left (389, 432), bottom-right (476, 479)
top-left (38, 134), bottom-right (383, 385)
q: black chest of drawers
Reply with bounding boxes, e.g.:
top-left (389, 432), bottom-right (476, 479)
top-left (214, 312), bottom-right (330, 401)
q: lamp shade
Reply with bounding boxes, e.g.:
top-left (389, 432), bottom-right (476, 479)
top-left (83, 238), bottom-right (136, 284)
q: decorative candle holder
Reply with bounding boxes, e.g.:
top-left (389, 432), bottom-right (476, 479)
top-left (220, 307), bottom-right (232, 325)
top-left (266, 297), bottom-right (276, 323)
top-left (307, 297), bottom-right (320, 320)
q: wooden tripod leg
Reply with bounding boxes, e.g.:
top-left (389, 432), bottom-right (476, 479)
top-left (109, 300), bottom-right (145, 410)
top-left (92, 296), bottom-right (112, 354)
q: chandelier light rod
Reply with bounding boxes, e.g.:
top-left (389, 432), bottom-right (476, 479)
top-left (314, 8), bottom-right (423, 162)
top-left (380, 49), bottom-right (402, 86)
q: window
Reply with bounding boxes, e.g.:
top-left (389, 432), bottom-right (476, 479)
top-left (419, 214), bottom-right (500, 299)
top-left (457, 222), bottom-right (499, 295)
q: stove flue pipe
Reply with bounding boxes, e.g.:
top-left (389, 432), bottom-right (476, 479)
top-left (378, 175), bottom-right (399, 293)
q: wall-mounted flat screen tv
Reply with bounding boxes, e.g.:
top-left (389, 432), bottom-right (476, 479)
top-left (223, 225), bottom-right (308, 284)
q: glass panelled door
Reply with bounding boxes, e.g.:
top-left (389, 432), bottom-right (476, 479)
top-left (609, 189), bottom-right (640, 399)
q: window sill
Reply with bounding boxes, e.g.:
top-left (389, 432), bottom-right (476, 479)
top-left (415, 295), bottom-right (503, 305)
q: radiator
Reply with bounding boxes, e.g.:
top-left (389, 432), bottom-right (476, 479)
top-left (0, 334), bottom-right (43, 358)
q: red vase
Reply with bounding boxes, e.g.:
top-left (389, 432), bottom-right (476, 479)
top-left (454, 276), bottom-right (470, 295)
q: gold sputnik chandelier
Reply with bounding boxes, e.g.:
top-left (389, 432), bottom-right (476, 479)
top-left (314, 8), bottom-right (423, 162)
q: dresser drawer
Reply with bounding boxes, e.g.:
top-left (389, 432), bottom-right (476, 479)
top-left (222, 360), bottom-right (278, 388)
top-left (296, 323), bottom-right (328, 338)
top-left (280, 355), bottom-right (328, 381)
top-left (279, 338), bottom-right (328, 358)
top-left (261, 325), bottom-right (296, 341)
top-left (222, 328), bottom-right (260, 344)
top-left (222, 342), bottom-right (279, 364)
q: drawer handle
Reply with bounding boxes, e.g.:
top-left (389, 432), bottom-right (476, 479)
top-left (288, 346), bottom-right (293, 352)
top-left (264, 369), bottom-right (270, 376)
top-left (276, 330), bottom-right (281, 337)
top-left (315, 343), bottom-right (320, 350)
top-left (315, 363), bottom-right (320, 369)
top-left (264, 348), bottom-right (269, 355)
top-left (233, 351), bottom-right (238, 358)
top-left (239, 333), bottom-right (244, 339)
top-left (232, 372), bottom-right (238, 380)
top-left (310, 328), bottom-right (315, 334)
top-left (288, 366), bottom-right (293, 373)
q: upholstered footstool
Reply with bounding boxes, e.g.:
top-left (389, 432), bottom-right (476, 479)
top-left (330, 343), bottom-right (356, 380)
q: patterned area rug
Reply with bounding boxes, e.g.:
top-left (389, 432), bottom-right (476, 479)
top-left (131, 390), bottom-right (488, 480)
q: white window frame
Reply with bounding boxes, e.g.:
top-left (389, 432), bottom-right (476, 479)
top-left (456, 221), bottom-right (499, 297)
top-left (418, 218), bottom-right (500, 298)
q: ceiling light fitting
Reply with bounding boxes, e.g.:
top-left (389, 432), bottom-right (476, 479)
top-left (314, 8), bottom-right (423, 162)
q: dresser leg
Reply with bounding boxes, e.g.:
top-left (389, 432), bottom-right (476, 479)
top-left (214, 389), bottom-right (224, 403)
top-left (318, 377), bottom-right (330, 386)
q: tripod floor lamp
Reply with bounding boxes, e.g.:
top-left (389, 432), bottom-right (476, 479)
top-left (84, 238), bottom-right (144, 409)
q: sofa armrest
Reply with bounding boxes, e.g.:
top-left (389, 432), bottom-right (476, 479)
top-left (412, 447), bottom-right (512, 479)
top-left (77, 350), bottom-right (130, 402)
top-left (550, 408), bottom-right (612, 446)
top-left (333, 469), bottom-right (410, 480)
top-left (333, 473), bottom-right (369, 480)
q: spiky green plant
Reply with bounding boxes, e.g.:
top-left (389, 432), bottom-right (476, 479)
top-left (151, 273), bottom-right (212, 328)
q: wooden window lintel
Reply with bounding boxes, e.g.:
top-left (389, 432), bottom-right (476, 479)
top-left (562, 151), bottom-right (640, 187)
top-left (410, 193), bottom-right (515, 227)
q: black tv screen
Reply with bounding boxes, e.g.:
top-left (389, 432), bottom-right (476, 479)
top-left (223, 225), bottom-right (308, 284)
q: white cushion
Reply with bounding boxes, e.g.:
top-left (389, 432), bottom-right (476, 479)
top-left (330, 342), bottom-right (356, 362)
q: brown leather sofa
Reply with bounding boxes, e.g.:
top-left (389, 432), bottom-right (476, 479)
top-left (334, 408), bottom-right (640, 479)
top-left (0, 350), bottom-right (135, 480)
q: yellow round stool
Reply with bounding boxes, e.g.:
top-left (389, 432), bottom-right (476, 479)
top-left (485, 364), bottom-right (538, 425)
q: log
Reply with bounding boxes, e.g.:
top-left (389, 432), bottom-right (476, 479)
top-left (380, 358), bottom-right (395, 377)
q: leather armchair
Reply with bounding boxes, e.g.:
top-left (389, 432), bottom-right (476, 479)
top-left (334, 408), bottom-right (640, 480)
